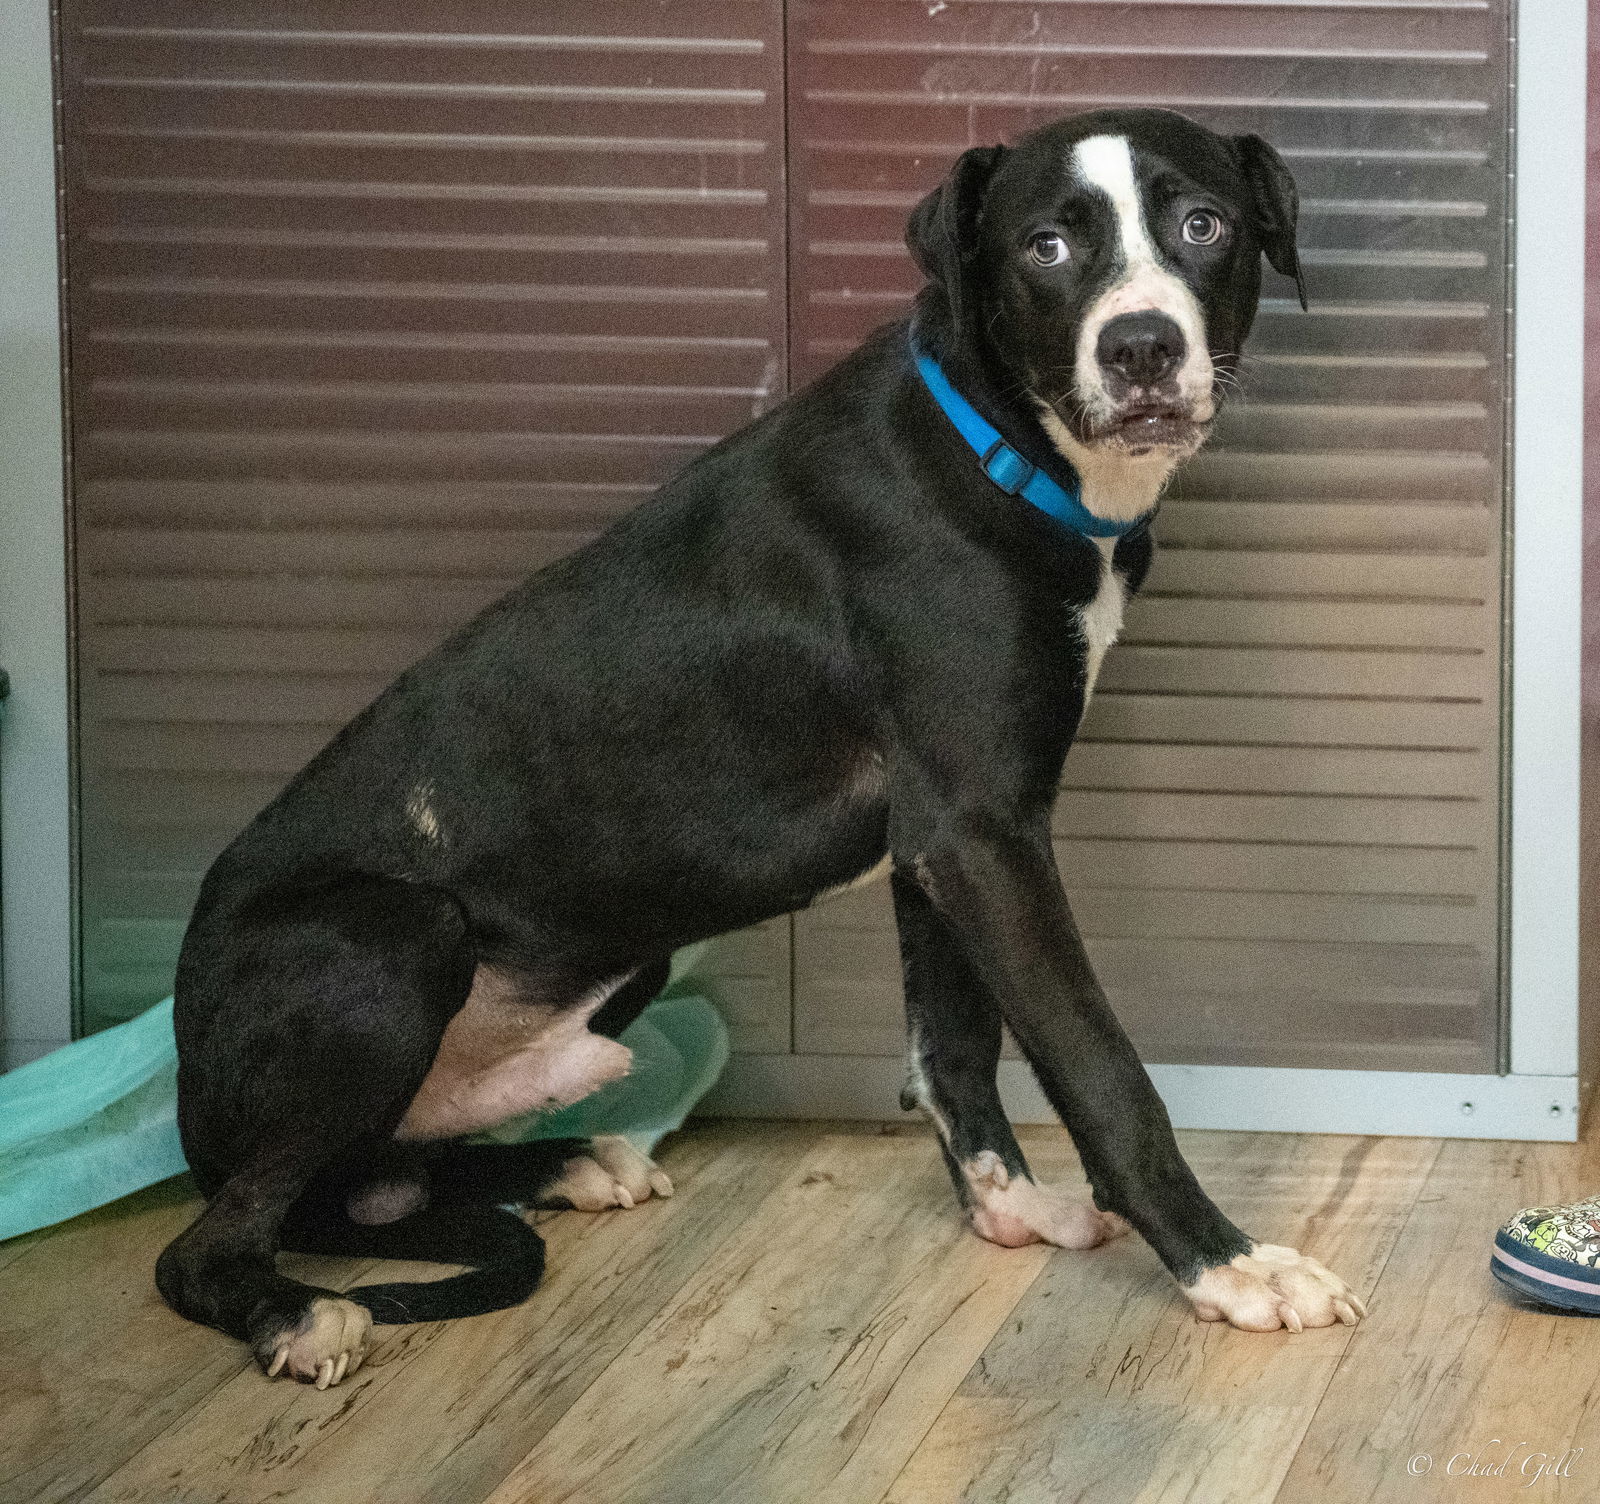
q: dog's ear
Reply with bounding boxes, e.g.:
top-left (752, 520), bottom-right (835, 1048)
top-left (905, 144), bottom-right (1007, 327)
top-left (1233, 134), bottom-right (1307, 311)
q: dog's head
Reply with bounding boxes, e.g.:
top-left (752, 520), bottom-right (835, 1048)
top-left (907, 108), bottom-right (1303, 475)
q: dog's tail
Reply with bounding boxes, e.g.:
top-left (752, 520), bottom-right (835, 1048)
top-left (279, 1196), bottom-right (546, 1324)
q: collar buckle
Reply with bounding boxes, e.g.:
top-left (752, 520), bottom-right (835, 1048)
top-left (980, 441), bottom-right (1036, 497)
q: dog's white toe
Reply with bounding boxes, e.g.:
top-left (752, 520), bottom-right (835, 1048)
top-left (540, 1135), bottom-right (673, 1211)
top-left (962, 1152), bottom-right (1129, 1250)
top-left (258, 1296), bottom-right (372, 1386)
top-left (1183, 1243), bottom-right (1367, 1332)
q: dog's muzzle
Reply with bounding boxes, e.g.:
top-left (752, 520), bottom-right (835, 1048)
top-left (1093, 310), bottom-right (1207, 452)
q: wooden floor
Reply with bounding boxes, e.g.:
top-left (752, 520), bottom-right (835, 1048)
top-left (5, 1116), bottom-right (1600, 1504)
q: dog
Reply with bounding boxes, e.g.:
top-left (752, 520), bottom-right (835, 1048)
top-left (156, 107), bottom-right (1364, 1388)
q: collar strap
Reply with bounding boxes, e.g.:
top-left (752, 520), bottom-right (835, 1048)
top-left (910, 341), bottom-right (1153, 540)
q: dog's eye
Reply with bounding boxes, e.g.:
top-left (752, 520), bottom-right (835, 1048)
top-left (1026, 232), bottom-right (1070, 268)
top-left (1181, 210), bottom-right (1225, 247)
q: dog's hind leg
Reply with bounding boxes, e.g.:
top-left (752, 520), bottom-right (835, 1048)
top-left (158, 874), bottom-right (500, 1384)
top-left (892, 872), bottom-right (1129, 1250)
top-left (533, 1136), bottom-right (677, 1210)
top-left (531, 958), bottom-right (678, 1208)
top-left (431, 1133), bottom-right (675, 1212)
top-left (428, 957), bottom-right (676, 1212)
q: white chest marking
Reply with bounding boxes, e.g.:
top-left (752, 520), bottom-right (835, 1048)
top-left (1080, 535), bottom-right (1126, 702)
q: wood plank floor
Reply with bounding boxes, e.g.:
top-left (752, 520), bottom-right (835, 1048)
top-left (4, 1116), bottom-right (1600, 1504)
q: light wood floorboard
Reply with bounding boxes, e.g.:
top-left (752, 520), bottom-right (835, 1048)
top-left (4, 1117), bottom-right (1599, 1503)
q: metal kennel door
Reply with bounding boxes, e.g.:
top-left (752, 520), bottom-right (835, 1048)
top-left (58, 0), bottom-right (1511, 1080)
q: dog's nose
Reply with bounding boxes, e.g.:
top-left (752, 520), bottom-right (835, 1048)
top-left (1097, 312), bottom-right (1186, 390)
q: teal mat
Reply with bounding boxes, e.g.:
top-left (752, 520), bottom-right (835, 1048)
top-left (0, 950), bottom-right (729, 1244)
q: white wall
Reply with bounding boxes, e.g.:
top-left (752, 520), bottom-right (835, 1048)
top-left (0, 0), bottom-right (75, 1069)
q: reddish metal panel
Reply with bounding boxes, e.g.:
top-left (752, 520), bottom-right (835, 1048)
top-left (60, 0), bottom-right (791, 1039)
top-left (60, 0), bottom-right (1515, 1078)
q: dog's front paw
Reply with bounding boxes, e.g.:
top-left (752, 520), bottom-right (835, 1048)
top-left (963, 1151), bottom-right (1131, 1250)
top-left (538, 1134), bottom-right (674, 1212)
top-left (1183, 1243), bottom-right (1366, 1332)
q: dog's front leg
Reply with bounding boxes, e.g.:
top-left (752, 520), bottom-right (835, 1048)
top-left (892, 869), bottom-right (1129, 1250)
top-left (905, 815), bottom-right (1366, 1332)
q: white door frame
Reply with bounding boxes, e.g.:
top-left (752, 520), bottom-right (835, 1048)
top-left (1504, 0), bottom-right (1587, 1084)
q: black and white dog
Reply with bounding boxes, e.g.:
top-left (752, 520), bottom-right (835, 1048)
top-left (157, 107), bottom-right (1364, 1388)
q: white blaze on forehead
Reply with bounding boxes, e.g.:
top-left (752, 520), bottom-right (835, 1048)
top-left (1074, 133), bottom-right (1158, 265)
top-left (1063, 134), bottom-right (1214, 436)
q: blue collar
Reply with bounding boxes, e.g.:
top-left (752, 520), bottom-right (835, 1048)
top-left (910, 341), bottom-right (1153, 540)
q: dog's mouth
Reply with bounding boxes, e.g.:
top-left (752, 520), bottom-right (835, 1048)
top-left (1091, 403), bottom-right (1209, 457)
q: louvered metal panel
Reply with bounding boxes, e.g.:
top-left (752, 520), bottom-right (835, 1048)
top-left (789, 0), bottom-right (1510, 1071)
top-left (61, 1), bottom-right (792, 1043)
